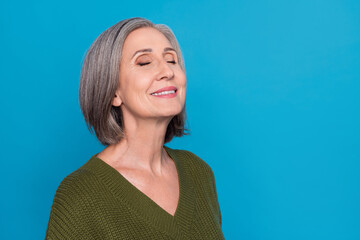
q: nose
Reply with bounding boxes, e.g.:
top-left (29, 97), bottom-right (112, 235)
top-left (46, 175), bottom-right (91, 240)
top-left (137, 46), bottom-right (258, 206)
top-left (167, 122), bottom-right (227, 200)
top-left (156, 60), bottom-right (174, 81)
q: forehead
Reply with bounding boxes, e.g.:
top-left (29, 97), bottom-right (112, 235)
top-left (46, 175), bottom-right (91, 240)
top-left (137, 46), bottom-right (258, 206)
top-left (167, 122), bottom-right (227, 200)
top-left (122, 27), bottom-right (173, 55)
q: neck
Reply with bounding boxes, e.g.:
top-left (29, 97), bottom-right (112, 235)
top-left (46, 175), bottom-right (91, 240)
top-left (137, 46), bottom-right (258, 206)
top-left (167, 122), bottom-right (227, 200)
top-left (98, 116), bottom-right (172, 175)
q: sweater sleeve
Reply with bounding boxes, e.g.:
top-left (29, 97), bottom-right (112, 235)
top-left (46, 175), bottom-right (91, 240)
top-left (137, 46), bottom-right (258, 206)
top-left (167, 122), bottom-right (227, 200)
top-left (45, 170), bottom-right (103, 240)
top-left (209, 167), bottom-right (222, 227)
top-left (181, 149), bottom-right (223, 227)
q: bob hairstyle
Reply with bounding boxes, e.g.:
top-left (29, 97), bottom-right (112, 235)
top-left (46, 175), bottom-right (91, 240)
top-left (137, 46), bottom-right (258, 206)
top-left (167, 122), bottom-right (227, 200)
top-left (79, 17), bottom-right (188, 145)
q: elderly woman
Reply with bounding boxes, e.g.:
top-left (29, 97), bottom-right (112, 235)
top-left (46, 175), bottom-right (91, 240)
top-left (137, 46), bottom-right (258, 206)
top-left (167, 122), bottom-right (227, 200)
top-left (46, 17), bottom-right (224, 239)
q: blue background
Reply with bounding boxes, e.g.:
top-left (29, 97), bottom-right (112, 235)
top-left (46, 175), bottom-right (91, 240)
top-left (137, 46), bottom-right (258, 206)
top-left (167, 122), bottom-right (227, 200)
top-left (1, 0), bottom-right (359, 239)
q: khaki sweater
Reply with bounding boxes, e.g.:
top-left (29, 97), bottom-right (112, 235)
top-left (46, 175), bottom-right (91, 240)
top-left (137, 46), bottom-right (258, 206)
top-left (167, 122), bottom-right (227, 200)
top-left (46, 146), bottom-right (224, 239)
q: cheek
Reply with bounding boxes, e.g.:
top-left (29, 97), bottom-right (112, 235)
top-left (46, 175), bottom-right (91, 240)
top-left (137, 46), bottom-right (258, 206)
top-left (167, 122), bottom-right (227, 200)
top-left (176, 69), bottom-right (186, 86)
top-left (122, 72), bottom-right (151, 94)
top-left (176, 71), bottom-right (187, 100)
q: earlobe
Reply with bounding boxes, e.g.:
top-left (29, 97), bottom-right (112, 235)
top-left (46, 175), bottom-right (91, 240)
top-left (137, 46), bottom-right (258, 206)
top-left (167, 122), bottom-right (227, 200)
top-left (112, 93), bottom-right (122, 107)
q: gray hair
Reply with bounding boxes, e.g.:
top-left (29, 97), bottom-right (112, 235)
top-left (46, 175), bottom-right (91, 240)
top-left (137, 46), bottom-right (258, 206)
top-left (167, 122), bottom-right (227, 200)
top-left (79, 17), bottom-right (188, 145)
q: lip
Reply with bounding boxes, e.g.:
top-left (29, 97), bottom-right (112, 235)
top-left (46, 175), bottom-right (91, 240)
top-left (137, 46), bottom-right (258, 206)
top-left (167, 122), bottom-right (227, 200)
top-left (150, 86), bottom-right (178, 98)
top-left (151, 86), bottom-right (177, 94)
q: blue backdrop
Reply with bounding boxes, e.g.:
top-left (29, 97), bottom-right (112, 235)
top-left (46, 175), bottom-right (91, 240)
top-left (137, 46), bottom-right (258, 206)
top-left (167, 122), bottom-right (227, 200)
top-left (1, 0), bottom-right (359, 239)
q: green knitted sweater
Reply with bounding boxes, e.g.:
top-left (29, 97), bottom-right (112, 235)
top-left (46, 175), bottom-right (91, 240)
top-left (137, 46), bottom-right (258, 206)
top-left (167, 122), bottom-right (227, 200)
top-left (46, 146), bottom-right (224, 239)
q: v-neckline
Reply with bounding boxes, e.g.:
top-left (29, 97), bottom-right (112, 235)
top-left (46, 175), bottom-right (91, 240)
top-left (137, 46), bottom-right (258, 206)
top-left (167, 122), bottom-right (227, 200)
top-left (83, 146), bottom-right (195, 238)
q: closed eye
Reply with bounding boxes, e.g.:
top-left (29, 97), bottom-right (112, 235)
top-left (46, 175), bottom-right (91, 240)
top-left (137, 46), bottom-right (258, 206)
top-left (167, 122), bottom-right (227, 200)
top-left (167, 61), bottom-right (176, 64)
top-left (138, 62), bottom-right (150, 66)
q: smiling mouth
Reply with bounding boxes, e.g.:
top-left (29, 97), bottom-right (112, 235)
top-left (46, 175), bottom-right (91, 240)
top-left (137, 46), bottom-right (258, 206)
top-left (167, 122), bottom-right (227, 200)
top-left (151, 90), bottom-right (177, 96)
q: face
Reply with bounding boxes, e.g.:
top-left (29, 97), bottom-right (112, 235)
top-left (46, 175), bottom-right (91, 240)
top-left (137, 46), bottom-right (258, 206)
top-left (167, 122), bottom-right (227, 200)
top-left (113, 27), bottom-right (186, 121)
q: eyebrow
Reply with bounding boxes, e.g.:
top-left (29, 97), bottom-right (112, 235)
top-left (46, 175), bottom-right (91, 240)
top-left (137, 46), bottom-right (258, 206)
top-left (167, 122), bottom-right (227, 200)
top-left (131, 47), bottom-right (177, 59)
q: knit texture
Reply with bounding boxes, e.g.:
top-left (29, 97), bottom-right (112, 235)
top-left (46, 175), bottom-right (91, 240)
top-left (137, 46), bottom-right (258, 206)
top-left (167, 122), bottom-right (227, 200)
top-left (46, 146), bottom-right (224, 239)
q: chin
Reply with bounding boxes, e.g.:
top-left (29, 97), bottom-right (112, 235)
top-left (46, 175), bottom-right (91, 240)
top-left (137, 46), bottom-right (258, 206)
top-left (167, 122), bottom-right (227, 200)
top-left (159, 106), bottom-right (183, 117)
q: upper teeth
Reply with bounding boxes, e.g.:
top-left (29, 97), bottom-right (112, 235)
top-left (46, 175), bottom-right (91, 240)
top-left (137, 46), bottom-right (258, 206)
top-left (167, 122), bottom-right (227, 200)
top-left (151, 90), bottom-right (175, 96)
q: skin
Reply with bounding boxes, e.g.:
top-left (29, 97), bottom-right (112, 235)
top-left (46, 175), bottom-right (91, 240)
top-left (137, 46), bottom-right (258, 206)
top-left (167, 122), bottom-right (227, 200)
top-left (97, 27), bottom-right (187, 216)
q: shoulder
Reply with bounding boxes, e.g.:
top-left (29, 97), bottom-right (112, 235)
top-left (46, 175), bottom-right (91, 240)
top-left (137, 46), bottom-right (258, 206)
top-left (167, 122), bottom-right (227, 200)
top-left (165, 146), bottom-right (208, 166)
top-left (51, 159), bottom-right (107, 211)
top-left (165, 146), bottom-right (215, 179)
top-left (56, 168), bottom-right (95, 191)
top-left (46, 160), bottom-right (106, 239)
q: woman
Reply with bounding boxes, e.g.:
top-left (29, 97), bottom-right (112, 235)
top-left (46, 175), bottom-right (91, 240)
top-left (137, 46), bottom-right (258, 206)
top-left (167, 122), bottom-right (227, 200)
top-left (46, 17), bottom-right (224, 239)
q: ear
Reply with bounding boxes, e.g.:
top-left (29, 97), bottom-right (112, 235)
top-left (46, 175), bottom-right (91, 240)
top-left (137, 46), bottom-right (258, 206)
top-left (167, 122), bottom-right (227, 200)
top-left (112, 91), bottom-right (122, 107)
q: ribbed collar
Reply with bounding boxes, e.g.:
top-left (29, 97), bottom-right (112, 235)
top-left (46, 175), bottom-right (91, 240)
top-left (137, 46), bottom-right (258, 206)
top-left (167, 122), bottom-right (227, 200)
top-left (81, 146), bottom-right (195, 239)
